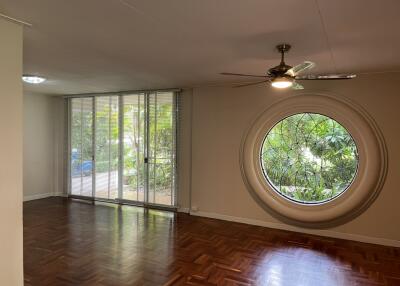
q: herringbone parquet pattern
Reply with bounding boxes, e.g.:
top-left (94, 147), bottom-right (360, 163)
top-left (24, 198), bottom-right (400, 285)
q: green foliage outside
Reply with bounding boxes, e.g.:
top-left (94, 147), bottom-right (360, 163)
top-left (124, 99), bottom-right (174, 194)
top-left (148, 101), bottom-right (174, 194)
top-left (71, 99), bottom-right (93, 175)
top-left (95, 99), bottom-right (119, 173)
top-left (261, 113), bottom-right (358, 204)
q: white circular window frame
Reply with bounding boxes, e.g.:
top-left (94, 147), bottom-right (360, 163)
top-left (240, 93), bottom-right (388, 228)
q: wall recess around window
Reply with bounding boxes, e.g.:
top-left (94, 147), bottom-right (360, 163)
top-left (240, 94), bottom-right (388, 228)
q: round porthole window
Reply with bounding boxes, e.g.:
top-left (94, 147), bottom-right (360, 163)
top-left (240, 94), bottom-right (387, 227)
top-left (260, 113), bottom-right (358, 204)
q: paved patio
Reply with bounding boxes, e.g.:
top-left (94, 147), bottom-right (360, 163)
top-left (71, 171), bottom-right (172, 205)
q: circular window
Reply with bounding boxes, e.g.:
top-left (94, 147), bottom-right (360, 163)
top-left (240, 94), bottom-right (387, 227)
top-left (260, 113), bottom-right (358, 204)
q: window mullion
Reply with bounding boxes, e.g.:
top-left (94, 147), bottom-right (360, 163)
top-left (118, 95), bottom-right (124, 200)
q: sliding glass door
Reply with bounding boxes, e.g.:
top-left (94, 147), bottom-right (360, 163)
top-left (68, 91), bottom-right (177, 207)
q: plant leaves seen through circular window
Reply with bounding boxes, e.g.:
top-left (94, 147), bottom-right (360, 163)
top-left (261, 113), bottom-right (358, 204)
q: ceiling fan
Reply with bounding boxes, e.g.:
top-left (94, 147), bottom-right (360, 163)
top-left (221, 44), bottom-right (356, 89)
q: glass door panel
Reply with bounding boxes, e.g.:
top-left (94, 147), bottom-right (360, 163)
top-left (122, 93), bottom-right (146, 202)
top-left (95, 96), bottom-right (119, 199)
top-left (147, 92), bottom-right (175, 206)
top-left (70, 98), bottom-right (94, 196)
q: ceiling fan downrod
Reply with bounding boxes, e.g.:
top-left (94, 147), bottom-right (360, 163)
top-left (276, 44), bottom-right (291, 65)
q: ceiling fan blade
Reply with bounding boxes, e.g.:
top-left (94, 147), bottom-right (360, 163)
top-left (220, 72), bottom-right (268, 78)
top-left (291, 82), bottom-right (304, 90)
top-left (286, 61), bottom-right (315, 77)
top-left (234, 79), bottom-right (269, 88)
top-left (296, 74), bottom-right (357, 80)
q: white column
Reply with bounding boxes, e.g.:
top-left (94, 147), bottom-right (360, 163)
top-left (0, 17), bottom-right (23, 285)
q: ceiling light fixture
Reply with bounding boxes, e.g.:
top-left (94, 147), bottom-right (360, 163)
top-left (22, 75), bottom-right (46, 84)
top-left (271, 76), bottom-right (293, 89)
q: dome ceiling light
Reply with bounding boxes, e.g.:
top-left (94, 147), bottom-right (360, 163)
top-left (22, 75), bottom-right (46, 84)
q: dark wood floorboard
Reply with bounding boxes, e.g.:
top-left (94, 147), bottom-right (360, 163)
top-left (24, 197), bottom-right (400, 286)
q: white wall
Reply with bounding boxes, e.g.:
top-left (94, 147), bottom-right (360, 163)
top-left (23, 93), bottom-right (65, 200)
top-left (180, 73), bottom-right (400, 246)
top-left (0, 18), bottom-right (23, 285)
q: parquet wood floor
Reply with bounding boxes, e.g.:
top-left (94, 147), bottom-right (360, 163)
top-left (24, 198), bottom-right (400, 285)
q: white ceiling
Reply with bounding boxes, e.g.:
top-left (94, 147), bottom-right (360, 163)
top-left (1, 0), bottom-right (400, 95)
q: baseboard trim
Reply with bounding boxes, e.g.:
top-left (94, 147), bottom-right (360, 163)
top-left (178, 207), bottom-right (190, 213)
top-left (54, 192), bottom-right (67, 197)
top-left (23, 193), bottom-right (54, 202)
top-left (190, 210), bottom-right (400, 248)
top-left (23, 193), bottom-right (67, 202)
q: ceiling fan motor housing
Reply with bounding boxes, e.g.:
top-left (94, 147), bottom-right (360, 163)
top-left (268, 64), bottom-right (293, 77)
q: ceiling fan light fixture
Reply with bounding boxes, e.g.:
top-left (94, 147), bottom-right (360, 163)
top-left (271, 76), bottom-right (293, 89)
top-left (220, 43), bottom-right (356, 89)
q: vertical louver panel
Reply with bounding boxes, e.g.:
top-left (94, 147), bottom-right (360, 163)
top-left (95, 96), bottom-right (119, 199)
top-left (122, 93), bottom-right (146, 202)
top-left (148, 92), bottom-right (175, 206)
top-left (70, 97), bottom-right (94, 196)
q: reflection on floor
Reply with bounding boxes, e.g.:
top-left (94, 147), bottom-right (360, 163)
top-left (24, 198), bottom-right (400, 286)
